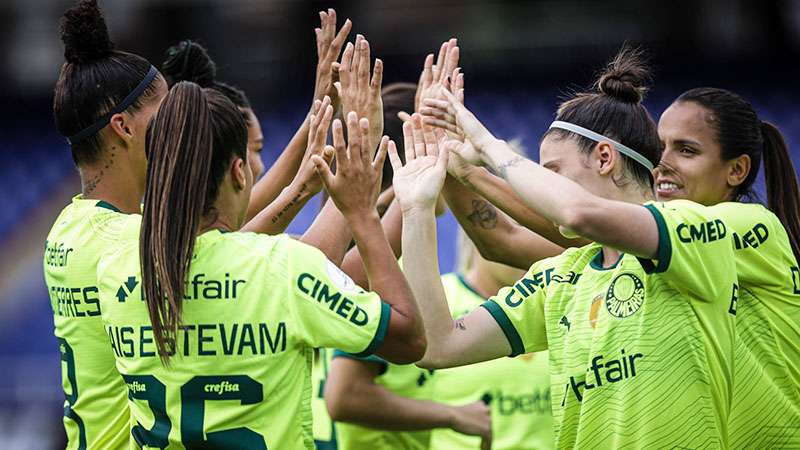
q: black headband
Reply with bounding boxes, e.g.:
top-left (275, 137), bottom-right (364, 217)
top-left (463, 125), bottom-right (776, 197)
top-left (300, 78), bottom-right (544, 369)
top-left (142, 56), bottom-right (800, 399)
top-left (67, 65), bottom-right (159, 145)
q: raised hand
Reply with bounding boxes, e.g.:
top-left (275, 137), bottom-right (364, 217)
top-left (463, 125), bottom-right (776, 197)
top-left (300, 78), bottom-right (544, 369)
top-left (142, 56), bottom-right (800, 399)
top-left (422, 89), bottom-right (499, 158)
top-left (415, 38), bottom-right (460, 112)
top-left (294, 96), bottom-right (335, 194)
top-left (388, 114), bottom-right (448, 213)
top-left (312, 111), bottom-right (389, 217)
top-left (313, 9), bottom-right (351, 109)
top-left (335, 34), bottom-right (384, 152)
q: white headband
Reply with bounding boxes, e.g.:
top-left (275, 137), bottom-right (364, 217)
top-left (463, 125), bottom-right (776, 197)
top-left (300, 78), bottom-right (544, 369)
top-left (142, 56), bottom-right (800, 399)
top-left (549, 121), bottom-right (654, 172)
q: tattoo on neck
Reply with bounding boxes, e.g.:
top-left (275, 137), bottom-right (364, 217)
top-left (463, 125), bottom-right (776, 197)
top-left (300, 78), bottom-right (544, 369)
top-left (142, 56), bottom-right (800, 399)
top-left (466, 199), bottom-right (497, 230)
top-left (83, 151), bottom-right (115, 197)
top-left (454, 318), bottom-right (467, 330)
top-left (492, 155), bottom-right (524, 179)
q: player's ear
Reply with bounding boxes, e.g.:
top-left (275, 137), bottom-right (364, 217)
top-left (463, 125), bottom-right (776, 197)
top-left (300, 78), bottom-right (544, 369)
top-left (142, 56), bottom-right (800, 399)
top-left (109, 112), bottom-right (134, 144)
top-left (592, 141), bottom-right (617, 177)
top-left (230, 156), bottom-right (249, 191)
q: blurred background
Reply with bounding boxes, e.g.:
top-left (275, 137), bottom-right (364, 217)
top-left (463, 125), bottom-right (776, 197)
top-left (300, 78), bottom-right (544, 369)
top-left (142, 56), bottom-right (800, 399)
top-left (0, 0), bottom-right (798, 447)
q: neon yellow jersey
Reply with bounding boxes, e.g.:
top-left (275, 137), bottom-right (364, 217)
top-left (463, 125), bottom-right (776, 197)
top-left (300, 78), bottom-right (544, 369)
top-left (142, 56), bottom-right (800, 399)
top-left (429, 273), bottom-right (554, 450)
top-left (712, 202), bottom-right (800, 448)
top-left (332, 352), bottom-right (435, 450)
top-left (483, 200), bottom-right (738, 449)
top-left (97, 231), bottom-right (391, 450)
top-left (312, 348), bottom-right (338, 450)
top-left (43, 195), bottom-right (140, 450)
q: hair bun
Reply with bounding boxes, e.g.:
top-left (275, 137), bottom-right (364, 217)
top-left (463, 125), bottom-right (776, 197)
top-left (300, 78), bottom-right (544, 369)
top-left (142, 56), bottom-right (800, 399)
top-left (596, 46), bottom-right (651, 104)
top-left (161, 40), bottom-right (217, 88)
top-left (60, 0), bottom-right (115, 64)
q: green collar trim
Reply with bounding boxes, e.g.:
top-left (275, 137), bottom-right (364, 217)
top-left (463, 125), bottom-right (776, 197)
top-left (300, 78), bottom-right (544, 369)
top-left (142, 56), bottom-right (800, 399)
top-left (589, 248), bottom-right (623, 271)
top-left (95, 200), bottom-right (121, 213)
top-left (456, 273), bottom-right (485, 300)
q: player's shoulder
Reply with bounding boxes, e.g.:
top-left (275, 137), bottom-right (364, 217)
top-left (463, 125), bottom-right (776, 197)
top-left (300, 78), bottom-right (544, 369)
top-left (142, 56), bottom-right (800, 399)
top-left (213, 231), bottom-right (293, 257)
top-left (536, 242), bottom-right (600, 273)
top-left (645, 198), bottom-right (726, 219)
top-left (710, 201), bottom-right (781, 229)
top-left (96, 235), bottom-right (140, 281)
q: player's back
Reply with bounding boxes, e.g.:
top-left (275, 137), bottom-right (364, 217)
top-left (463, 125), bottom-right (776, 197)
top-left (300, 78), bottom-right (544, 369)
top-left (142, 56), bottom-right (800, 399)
top-left (98, 230), bottom-right (391, 450)
top-left (713, 202), bottom-right (800, 448)
top-left (44, 196), bottom-right (138, 450)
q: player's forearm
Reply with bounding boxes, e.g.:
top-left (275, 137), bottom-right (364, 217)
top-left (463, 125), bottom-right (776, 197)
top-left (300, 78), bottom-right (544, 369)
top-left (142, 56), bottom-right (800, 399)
top-left (442, 175), bottom-right (536, 269)
top-left (240, 181), bottom-right (314, 234)
top-left (461, 166), bottom-right (588, 249)
top-left (400, 208), bottom-right (457, 368)
top-left (348, 211), bottom-right (417, 320)
top-left (300, 199), bottom-right (351, 264)
top-left (480, 140), bottom-right (658, 257)
top-left (246, 117), bottom-right (310, 220)
top-left (341, 199), bottom-right (402, 288)
top-left (328, 382), bottom-right (455, 431)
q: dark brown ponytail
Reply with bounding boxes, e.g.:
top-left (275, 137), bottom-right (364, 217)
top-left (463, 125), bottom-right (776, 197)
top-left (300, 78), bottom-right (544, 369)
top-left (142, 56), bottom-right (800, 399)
top-left (761, 121), bottom-right (800, 262)
top-left (140, 81), bottom-right (247, 362)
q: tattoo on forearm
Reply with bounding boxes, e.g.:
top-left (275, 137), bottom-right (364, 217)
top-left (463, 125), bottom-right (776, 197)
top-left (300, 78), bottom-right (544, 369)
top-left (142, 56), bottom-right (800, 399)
top-left (454, 318), bottom-right (467, 331)
top-left (491, 156), bottom-right (525, 179)
top-left (466, 200), bottom-right (498, 230)
top-left (270, 184), bottom-right (307, 224)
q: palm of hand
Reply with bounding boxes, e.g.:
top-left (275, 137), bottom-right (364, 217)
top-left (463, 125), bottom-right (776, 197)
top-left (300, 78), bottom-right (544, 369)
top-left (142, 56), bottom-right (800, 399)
top-left (394, 155), bottom-right (445, 209)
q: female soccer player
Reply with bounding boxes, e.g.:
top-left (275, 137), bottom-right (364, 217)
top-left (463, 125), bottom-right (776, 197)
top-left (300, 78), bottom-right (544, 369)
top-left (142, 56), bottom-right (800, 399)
top-left (429, 229), bottom-right (554, 450)
top-left (97, 82), bottom-right (424, 449)
top-left (45, 1), bottom-right (168, 448)
top-left (44, 3), bottom-right (364, 448)
top-left (322, 82), bottom-right (490, 450)
top-left (655, 89), bottom-right (800, 447)
top-left (397, 53), bottom-right (739, 448)
top-left (430, 63), bottom-right (800, 446)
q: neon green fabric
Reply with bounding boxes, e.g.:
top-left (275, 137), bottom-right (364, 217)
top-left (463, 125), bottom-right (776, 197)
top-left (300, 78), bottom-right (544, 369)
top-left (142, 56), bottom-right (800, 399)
top-left (332, 351), bottom-right (435, 450)
top-left (44, 195), bottom-right (140, 450)
top-left (484, 200), bottom-right (738, 449)
top-left (430, 273), bottom-right (554, 450)
top-left (712, 202), bottom-right (800, 448)
top-left (312, 348), bottom-right (338, 449)
top-left (98, 231), bottom-right (390, 449)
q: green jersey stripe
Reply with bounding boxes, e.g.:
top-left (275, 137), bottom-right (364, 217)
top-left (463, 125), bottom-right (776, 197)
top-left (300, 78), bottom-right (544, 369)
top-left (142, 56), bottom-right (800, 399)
top-left (641, 203), bottom-right (672, 273)
top-left (481, 300), bottom-right (525, 357)
top-left (352, 301), bottom-right (391, 357)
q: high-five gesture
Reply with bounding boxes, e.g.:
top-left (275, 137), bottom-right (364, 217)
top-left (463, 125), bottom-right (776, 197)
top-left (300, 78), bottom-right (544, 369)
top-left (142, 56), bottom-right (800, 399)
top-left (415, 38), bottom-right (460, 112)
top-left (336, 35), bottom-right (384, 152)
top-left (312, 111), bottom-right (389, 217)
top-left (421, 89), bottom-right (500, 165)
top-left (294, 96), bottom-right (335, 194)
top-left (389, 114), bottom-right (449, 213)
top-left (313, 9), bottom-right (351, 109)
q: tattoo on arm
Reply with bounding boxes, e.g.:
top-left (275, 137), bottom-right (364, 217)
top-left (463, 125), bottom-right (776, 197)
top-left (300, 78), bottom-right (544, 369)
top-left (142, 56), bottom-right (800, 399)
top-left (454, 318), bottom-right (467, 331)
top-left (492, 156), bottom-right (525, 179)
top-left (466, 200), bottom-right (498, 230)
top-left (270, 184), bottom-right (308, 224)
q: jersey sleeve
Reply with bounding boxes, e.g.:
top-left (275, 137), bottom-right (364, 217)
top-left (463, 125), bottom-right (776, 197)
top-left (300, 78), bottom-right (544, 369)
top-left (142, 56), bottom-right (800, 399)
top-left (283, 238), bottom-right (391, 357)
top-left (639, 200), bottom-right (737, 299)
top-left (480, 259), bottom-right (555, 357)
top-left (712, 203), bottom-right (798, 290)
